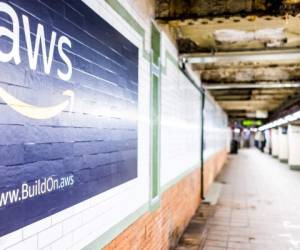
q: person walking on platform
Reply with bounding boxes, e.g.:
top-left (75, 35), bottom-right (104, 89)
top-left (255, 131), bottom-right (266, 152)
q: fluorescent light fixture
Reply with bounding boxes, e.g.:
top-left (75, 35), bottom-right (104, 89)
top-left (234, 128), bottom-right (241, 133)
top-left (258, 109), bottom-right (300, 131)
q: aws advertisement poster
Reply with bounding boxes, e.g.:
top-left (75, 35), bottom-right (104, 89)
top-left (0, 0), bottom-right (138, 236)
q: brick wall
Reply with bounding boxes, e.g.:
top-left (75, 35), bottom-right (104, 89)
top-left (203, 149), bottom-right (228, 194)
top-left (104, 148), bottom-right (227, 250)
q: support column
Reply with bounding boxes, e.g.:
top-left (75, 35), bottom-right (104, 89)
top-left (288, 124), bottom-right (300, 170)
top-left (271, 128), bottom-right (279, 158)
top-left (278, 126), bottom-right (288, 163)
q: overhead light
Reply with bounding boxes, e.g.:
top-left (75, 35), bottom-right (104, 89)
top-left (258, 110), bottom-right (300, 131)
top-left (234, 128), bottom-right (241, 133)
top-left (285, 114), bottom-right (297, 122)
top-left (256, 110), bottom-right (268, 119)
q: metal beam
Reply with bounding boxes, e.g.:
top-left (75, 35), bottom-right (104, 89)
top-left (155, 0), bottom-right (300, 21)
top-left (203, 82), bottom-right (300, 90)
top-left (219, 100), bottom-right (281, 111)
top-left (181, 49), bottom-right (300, 64)
top-left (192, 62), bottom-right (300, 71)
top-left (200, 65), bottom-right (300, 83)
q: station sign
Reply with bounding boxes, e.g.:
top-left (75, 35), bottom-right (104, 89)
top-left (242, 120), bottom-right (262, 127)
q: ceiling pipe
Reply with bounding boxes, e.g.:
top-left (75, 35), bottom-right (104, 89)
top-left (180, 49), bottom-right (300, 64)
top-left (203, 82), bottom-right (300, 90)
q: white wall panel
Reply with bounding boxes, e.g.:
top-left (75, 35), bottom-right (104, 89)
top-left (203, 95), bottom-right (228, 160)
top-left (288, 124), bottom-right (300, 167)
top-left (279, 127), bottom-right (288, 161)
top-left (160, 48), bottom-right (201, 186)
top-left (271, 128), bottom-right (279, 157)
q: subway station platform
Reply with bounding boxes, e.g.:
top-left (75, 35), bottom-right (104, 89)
top-left (178, 149), bottom-right (300, 250)
top-left (2, 1), bottom-right (300, 249)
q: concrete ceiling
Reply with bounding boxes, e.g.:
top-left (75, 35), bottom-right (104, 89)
top-left (155, 0), bottom-right (300, 122)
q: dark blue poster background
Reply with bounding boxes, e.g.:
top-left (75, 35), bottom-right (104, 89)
top-left (0, 0), bottom-right (138, 236)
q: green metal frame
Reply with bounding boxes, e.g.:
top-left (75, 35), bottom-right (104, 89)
top-left (104, 0), bottom-right (150, 60)
top-left (280, 159), bottom-right (288, 163)
top-left (290, 165), bottom-right (300, 170)
top-left (149, 23), bottom-right (161, 210)
top-left (200, 91), bottom-right (205, 199)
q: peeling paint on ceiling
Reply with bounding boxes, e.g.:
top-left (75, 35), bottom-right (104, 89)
top-left (155, 0), bottom-right (300, 121)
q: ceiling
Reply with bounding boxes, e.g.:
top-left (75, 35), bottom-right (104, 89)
top-left (155, 0), bottom-right (300, 123)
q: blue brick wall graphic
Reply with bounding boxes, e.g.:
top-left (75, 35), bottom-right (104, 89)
top-left (0, 0), bottom-right (138, 236)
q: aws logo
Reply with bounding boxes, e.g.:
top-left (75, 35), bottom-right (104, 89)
top-left (0, 2), bottom-right (74, 119)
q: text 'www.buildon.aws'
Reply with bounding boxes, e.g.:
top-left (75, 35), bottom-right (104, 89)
top-left (0, 175), bottom-right (74, 208)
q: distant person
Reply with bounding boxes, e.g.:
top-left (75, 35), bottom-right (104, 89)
top-left (242, 129), bottom-right (251, 148)
top-left (255, 131), bottom-right (266, 152)
top-left (254, 131), bottom-right (259, 148)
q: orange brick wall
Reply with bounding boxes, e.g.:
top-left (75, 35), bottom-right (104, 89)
top-left (103, 148), bottom-right (227, 250)
top-left (204, 149), bottom-right (228, 194)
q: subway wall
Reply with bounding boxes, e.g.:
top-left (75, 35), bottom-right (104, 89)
top-left (0, 0), bottom-right (228, 249)
top-left (204, 95), bottom-right (228, 160)
top-left (203, 95), bottom-right (228, 193)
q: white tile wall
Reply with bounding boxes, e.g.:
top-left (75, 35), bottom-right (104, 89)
top-left (6, 236), bottom-right (37, 250)
top-left (160, 37), bottom-right (201, 186)
top-left (38, 224), bottom-right (62, 249)
top-left (0, 230), bottom-right (22, 250)
top-left (278, 127), bottom-right (288, 161)
top-left (272, 128), bottom-right (279, 157)
top-left (62, 214), bottom-right (82, 235)
top-left (22, 218), bottom-right (52, 239)
top-left (288, 124), bottom-right (300, 166)
top-left (48, 233), bottom-right (73, 250)
top-left (203, 94), bottom-right (228, 160)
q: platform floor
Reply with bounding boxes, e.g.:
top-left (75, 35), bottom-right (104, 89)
top-left (202, 148), bottom-right (300, 250)
top-left (177, 148), bottom-right (300, 250)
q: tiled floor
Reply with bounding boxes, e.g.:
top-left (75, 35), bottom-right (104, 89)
top-left (203, 149), bottom-right (300, 250)
top-left (176, 148), bottom-right (300, 250)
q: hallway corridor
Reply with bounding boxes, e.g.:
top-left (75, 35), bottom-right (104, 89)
top-left (203, 149), bottom-right (300, 250)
